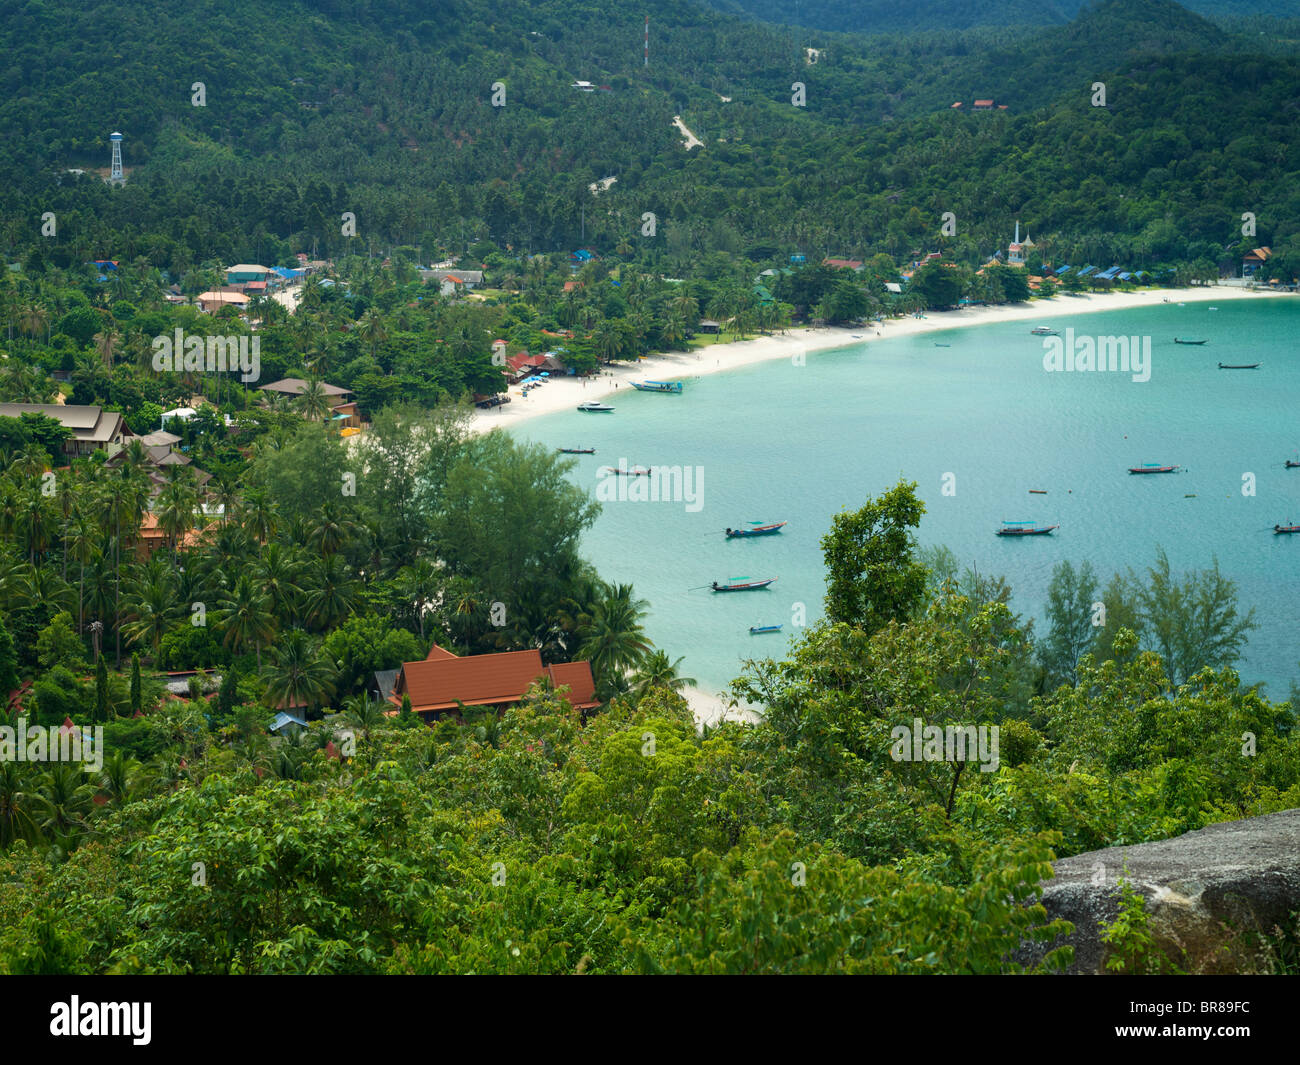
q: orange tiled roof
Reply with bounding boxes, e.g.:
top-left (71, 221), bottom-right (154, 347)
top-left (393, 649), bottom-right (599, 713)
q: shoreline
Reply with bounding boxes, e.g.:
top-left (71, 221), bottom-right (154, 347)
top-left (472, 284), bottom-right (1293, 724)
top-left (470, 285), bottom-right (1292, 439)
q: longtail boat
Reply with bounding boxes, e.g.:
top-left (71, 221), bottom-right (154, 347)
top-left (631, 380), bottom-right (683, 394)
top-left (1129, 464), bottom-right (1179, 474)
top-left (558, 447), bottom-right (596, 454)
top-left (1030, 327), bottom-right (1059, 336)
top-left (1029, 489), bottom-right (1047, 494)
top-left (1173, 338), bottom-right (1207, 345)
top-left (1274, 524), bottom-right (1300, 535)
top-left (749, 624), bottom-right (783, 634)
top-left (1218, 362), bottom-right (1260, 369)
top-left (725, 521), bottom-right (787, 538)
top-left (1286, 460), bottom-right (1300, 469)
top-left (577, 401), bottom-right (615, 412)
top-left (996, 521), bottom-right (1058, 537)
top-left (603, 466), bottom-right (652, 476)
top-left (711, 577), bottom-right (777, 592)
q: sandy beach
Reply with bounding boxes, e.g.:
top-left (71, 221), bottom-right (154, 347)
top-left (471, 285), bottom-right (1291, 439)
top-left (469, 283), bottom-right (1293, 726)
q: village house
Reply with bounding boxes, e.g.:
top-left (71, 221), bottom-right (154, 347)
top-left (418, 268), bottom-right (484, 294)
top-left (1243, 247), bottom-right (1272, 277)
top-left (0, 403), bottom-right (132, 457)
top-left (388, 643), bottom-right (599, 720)
top-left (258, 378), bottom-right (361, 428)
top-left (196, 290), bottom-right (250, 314)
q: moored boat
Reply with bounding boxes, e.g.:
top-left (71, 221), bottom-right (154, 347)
top-left (631, 380), bottom-right (684, 394)
top-left (1030, 327), bottom-right (1059, 336)
top-left (996, 521), bottom-right (1058, 537)
top-left (1173, 338), bottom-right (1207, 345)
top-left (558, 447), bottom-right (596, 454)
top-left (749, 624), bottom-right (783, 634)
top-left (1286, 460), bottom-right (1300, 469)
top-left (577, 401), bottom-right (615, 412)
top-left (1274, 524), bottom-right (1300, 534)
top-left (603, 465), bottom-right (652, 476)
top-left (726, 521), bottom-right (787, 538)
top-left (711, 577), bottom-right (777, 592)
top-left (1128, 463), bottom-right (1180, 474)
top-left (1218, 362), bottom-right (1260, 369)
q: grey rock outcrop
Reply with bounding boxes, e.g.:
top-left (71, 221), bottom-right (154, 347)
top-left (1022, 808), bottom-right (1300, 974)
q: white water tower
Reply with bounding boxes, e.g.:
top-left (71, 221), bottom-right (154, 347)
top-left (108, 132), bottom-right (124, 185)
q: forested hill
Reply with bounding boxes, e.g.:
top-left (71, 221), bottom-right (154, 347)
top-left (703, 0), bottom-right (1300, 35)
top-left (1, 0), bottom-right (1297, 272)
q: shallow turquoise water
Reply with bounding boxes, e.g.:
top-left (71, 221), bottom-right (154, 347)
top-left (512, 298), bottom-right (1300, 698)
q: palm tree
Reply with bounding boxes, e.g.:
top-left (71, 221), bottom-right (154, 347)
top-left (34, 764), bottom-right (95, 854)
top-left (302, 553), bottom-right (358, 630)
top-left (297, 376), bottom-right (333, 422)
top-left (156, 479), bottom-right (198, 559)
top-left (16, 489), bottom-right (54, 564)
top-left (355, 308), bottom-right (387, 359)
top-left (629, 650), bottom-right (696, 697)
top-left (17, 304), bottom-right (48, 344)
top-left (0, 760), bottom-right (41, 848)
top-left (261, 629), bottom-right (335, 714)
top-left (256, 543), bottom-right (303, 628)
top-left (93, 327), bottom-right (122, 372)
top-left (215, 573), bottom-right (276, 669)
top-left (306, 502), bottom-right (358, 559)
top-left (578, 582), bottom-right (652, 697)
top-left (98, 749), bottom-right (142, 805)
top-left (121, 558), bottom-right (179, 660)
top-left (344, 693), bottom-right (386, 741)
top-left (240, 488), bottom-right (279, 544)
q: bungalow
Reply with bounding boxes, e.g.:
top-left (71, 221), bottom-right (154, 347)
top-left (974, 99), bottom-right (995, 110)
top-left (418, 268), bottom-right (484, 291)
top-left (196, 291), bottom-right (250, 313)
top-left (226, 264), bottom-right (272, 285)
top-left (1243, 247), bottom-right (1272, 277)
top-left (258, 378), bottom-right (361, 428)
top-left (698, 319), bottom-right (721, 334)
top-left (823, 258), bottom-right (864, 271)
top-left (0, 403), bottom-right (132, 457)
top-left (388, 643), bottom-right (599, 719)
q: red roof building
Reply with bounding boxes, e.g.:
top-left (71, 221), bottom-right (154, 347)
top-left (390, 644), bottom-right (599, 718)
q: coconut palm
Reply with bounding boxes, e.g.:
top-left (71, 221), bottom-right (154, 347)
top-left (260, 628), bottom-right (336, 714)
top-left (256, 543), bottom-right (303, 628)
top-left (215, 573), bottom-right (276, 669)
top-left (629, 649), bottom-right (696, 697)
top-left (34, 763), bottom-right (95, 854)
top-left (578, 582), bottom-right (652, 697)
top-left (240, 487), bottom-right (279, 544)
top-left (297, 376), bottom-right (333, 422)
top-left (93, 327), bottom-right (122, 372)
top-left (343, 693), bottom-right (386, 741)
top-left (0, 761), bottom-right (41, 848)
top-left (302, 553), bottom-right (358, 630)
top-left (306, 501), bottom-right (359, 559)
top-left (120, 557), bottom-right (179, 659)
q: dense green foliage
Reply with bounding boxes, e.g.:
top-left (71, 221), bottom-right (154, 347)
top-left (2, 0), bottom-right (1297, 276)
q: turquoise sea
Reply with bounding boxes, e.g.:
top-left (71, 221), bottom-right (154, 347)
top-left (511, 298), bottom-right (1300, 698)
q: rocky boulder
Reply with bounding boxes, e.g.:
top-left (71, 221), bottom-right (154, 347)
top-left (1022, 808), bottom-right (1300, 974)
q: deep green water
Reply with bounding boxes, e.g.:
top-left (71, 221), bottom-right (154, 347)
top-left (512, 298), bottom-right (1300, 698)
